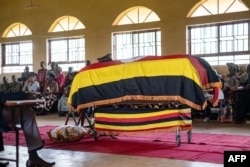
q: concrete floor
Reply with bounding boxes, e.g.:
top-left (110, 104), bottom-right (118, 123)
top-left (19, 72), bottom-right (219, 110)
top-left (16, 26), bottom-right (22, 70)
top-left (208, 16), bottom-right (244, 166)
top-left (1, 113), bottom-right (250, 167)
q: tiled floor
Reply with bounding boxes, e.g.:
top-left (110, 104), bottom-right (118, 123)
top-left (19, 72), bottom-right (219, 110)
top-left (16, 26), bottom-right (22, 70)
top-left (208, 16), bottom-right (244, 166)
top-left (1, 113), bottom-right (250, 167)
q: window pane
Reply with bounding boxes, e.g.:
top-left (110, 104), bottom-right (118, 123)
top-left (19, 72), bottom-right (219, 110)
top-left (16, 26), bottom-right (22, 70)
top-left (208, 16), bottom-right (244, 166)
top-left (112, 29), bottom-right (161, 60)
top-left (234, 23), bottom-right (249, 51)
top-left (234, 55), bottom-right (250, 65)
top-left (190, 26), bottom-right (218, 55)
top-left (48, 37), bottom-right (85, 71)
top-left (20, 42), bottom-right (32, 64)
top-left (68, 38), bottom-right (85, 62)
top-left (5, 44), bottom-right (19, 65)
top-left (201, 56), bottom-right (219, 66)
top-left (1, 41), bottom-right (33, 73)
top-left (50, 40), bottom-right (68, 62)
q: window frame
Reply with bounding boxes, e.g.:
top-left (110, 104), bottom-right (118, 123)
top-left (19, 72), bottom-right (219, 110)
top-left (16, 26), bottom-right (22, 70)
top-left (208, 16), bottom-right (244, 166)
top-left (187, 20), bottom-right (250, 65)
top-left (47, 36), bottom-right (86, 71)
top-left (112, 29), bottom-right (161, 60)
top-left (1, 41), bottom-right (33, 73)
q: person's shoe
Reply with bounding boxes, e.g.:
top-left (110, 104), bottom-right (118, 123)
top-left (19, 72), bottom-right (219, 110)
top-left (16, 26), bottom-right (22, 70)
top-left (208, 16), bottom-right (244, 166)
top-left (26, 158), bottom-right (55, 167)
top-left (0, 161), bottom-right (9, 167)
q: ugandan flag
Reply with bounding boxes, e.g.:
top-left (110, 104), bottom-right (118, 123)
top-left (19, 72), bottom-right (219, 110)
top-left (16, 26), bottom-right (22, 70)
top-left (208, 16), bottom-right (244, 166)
top-left (94, 107), bottom-right (192, 133)
top-left (194, 56), bottom-right (222, 89)
top-left (68, 54), bottom-right (211, 111)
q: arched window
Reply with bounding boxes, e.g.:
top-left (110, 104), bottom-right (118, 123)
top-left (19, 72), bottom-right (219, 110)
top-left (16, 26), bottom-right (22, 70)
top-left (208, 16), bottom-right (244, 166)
top-left (112, 6), bottom-right (161, 60)
top-left (48, 16), bottom-right (85, 32)
top-left (1, 23), bottom-right (32, 73)
top-left (48, 16), bottom-right (86, 71)
top-left (2, 23), bottom-right (32, 38)
top-left (113, 6), bottom-right (160, 25)
top-left (187, 0), bottom-right (249, 17)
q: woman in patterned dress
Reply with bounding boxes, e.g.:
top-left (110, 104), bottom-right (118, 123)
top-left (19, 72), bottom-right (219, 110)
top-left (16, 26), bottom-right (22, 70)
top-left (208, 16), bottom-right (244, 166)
top-left (36, 73), bottom-right (58, 115)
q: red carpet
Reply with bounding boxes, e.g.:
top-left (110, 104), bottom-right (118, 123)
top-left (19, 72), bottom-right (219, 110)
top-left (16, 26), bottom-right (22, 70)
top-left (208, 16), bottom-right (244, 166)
top-left (3, 125), bottom-right (250, 164)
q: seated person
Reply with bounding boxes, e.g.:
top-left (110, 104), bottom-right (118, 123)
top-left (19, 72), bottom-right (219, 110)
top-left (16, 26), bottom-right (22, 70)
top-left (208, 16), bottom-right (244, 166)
top-left (35, 73), bottom-right (59, 115)
top-left (9, 75), bottom-right (22, 93)
top-left (223, 63), bottom-right (240, 99)
top-left (204, 88), bottom-right (224, 122)
top-left (22, 73), bottom-right (41, 99)
top-left (57, 86), bottom-right (71, 116)
top-left (233, 64), bottom-right (250, 124)
top-left (0, 77), bottom-right (10, 93)
top-left (0, 91), bottom-right (55, 167)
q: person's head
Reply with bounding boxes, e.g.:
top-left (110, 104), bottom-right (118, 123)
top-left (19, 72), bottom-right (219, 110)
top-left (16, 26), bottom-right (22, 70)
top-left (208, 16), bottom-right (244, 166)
top-left (27, 73), bottom-right (36, 82)
top-left (227, 63), bottom-right (239, 75)
top-left (47, 73), bottom-right (56, 81)
top-left (68, 67), bottom-right (74, 74)
top-left (50, 62), bottom-right (57, 69)
top-left (86, 60), bottom-right (91, 66)
top-left (63, 86), bottom-right (71, 97)
top-left (68, 73), bottom-right (74, 80)
top-left (24, 66), bottom-right (29, 73)
top-left (11, 75), bottom-right (18, 82)
top-left (40, 61), bottom-right (46, 69)
top-left (55, 66), bottom-right (62, 75)
top-left (3, 76), bottom-right (8, 83)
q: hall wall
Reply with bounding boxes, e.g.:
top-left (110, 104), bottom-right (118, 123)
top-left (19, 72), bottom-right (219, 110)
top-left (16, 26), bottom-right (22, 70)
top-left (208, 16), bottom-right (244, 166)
top-left (0, 0), bottom-right (249, 78)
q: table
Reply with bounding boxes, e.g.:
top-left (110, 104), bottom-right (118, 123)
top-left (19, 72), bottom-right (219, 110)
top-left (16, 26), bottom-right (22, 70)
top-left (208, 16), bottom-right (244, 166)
top-left (4, 100), bottom-right (43, 129)
top-left (0, 99), bottom-right (43, 167)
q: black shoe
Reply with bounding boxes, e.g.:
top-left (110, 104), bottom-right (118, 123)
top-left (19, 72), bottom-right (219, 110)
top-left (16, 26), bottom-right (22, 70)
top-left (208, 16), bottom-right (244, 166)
top-left (26, 158), bottom-right (55, 167)
top-left (0, 161), bottom-right (9, 167)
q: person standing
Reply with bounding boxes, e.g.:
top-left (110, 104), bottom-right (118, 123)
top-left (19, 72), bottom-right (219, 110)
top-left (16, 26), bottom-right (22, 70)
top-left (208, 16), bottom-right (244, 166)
top-left (47, 62), bottom-right (57, 78)
top-left (55, 66), bottom-right (65, 97)
top-left (37, 61), bottom-right (47, 93)
top-left (64, 66), bottom-right (76, 88)
top-left (20, 66), bottom-right (31, 85)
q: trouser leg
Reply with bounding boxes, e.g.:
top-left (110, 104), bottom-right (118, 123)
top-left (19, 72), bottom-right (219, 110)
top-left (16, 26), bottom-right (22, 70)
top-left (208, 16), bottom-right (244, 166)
top-left (1, 107), bottom-right (43, 151)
